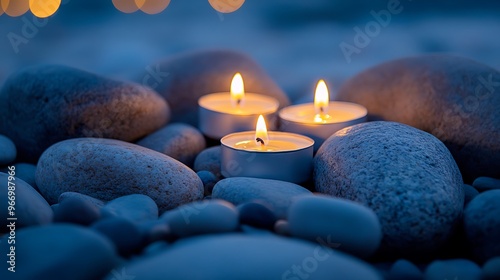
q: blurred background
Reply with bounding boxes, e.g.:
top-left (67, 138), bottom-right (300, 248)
top-left (1, 0), bottom-right (499, 102)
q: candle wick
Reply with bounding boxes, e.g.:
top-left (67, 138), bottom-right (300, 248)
top-left (320, 107), bottom-right (324, 113)
top-left (256, 137), bottom-right (265, 146)
top-left (236, 99), bottom-right (241, 105)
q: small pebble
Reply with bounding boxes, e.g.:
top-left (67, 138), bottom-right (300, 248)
top-left (424, 259), bottom-right (481, 280)
top-left (464, 190), bottom-right (500, 262)
top-left (482, 257), bottom-right (500, 280)
top-left (288, 195), bottom-right (382, 258)
top-left (197, 170), bottom-right (218, 196)
top-left (0, 134), bottom-right (16, 165)
top-left (463, 184), bottom-right (479, 207)
top-left (101, 194), bottom-right (159, 222)
top-left (0, 172), bottom-right (52, 233)
top-left (59, 192), bottom-right (105, 208)
top-left (92, 217), bottom-right (143, 257)
top-left (0, 225), bottom-right (117, 280)
top-left (237, 202), bottom-right (277, 230)
top-left (142, 241), bottom-right (170, 257)
top-left (388, 259), bottom-right (423, 280)
top-left (54, 195), bottom-right (101, 225)
top-left (240, 225), bottom-right (275, 235)
top-left (161, 200), bottom-right (239, 238)
top-left (472, 177), bottom-right (500, 192)
top-left (193, 146), bottom-right (222, 179)
top-left (137, 123), bottom-right (206, 167)
top-left (274, 220), bottom-right (290, 236)
top-left (137, 220), bottom-right (172, 244)
top-left (212, 177), bottom-right (312, 219)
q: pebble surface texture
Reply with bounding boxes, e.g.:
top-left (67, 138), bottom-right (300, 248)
top-left (115, 234), bottom-right (382, 280)
top-left (0, 172), bottom-right (53, 232)
top-left (212, 177), bottom-right (312, 219)
top-left (464, 190), bottom-right (500, 262)
top-left (314, 121), bottom-right (464, 257)
top-left (336, 55), bottom-right (500, 182)
top-left (0, 225), bottom-right (118, 280)
top-left (144, 49), bottom-right (290, 126)
top-left (288, 195), bottom-right (382, 258)
top-left (0, 65), bottom-right (170, 162)
top-left (137, 123), bottom-right (206, 167)
top-left (36, 138), bottom-right (203, 213)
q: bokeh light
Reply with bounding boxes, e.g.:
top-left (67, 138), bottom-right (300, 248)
top-left (112, 0), bottom-right (143, 13)
top-left (29, 0), bottom-right (61, 18)
top-left (208, 0), bottom-right (245, 14)
top-left (1, 0), bottom-right (30, 17)
top-left (137, 0), bottom-right (170, 15)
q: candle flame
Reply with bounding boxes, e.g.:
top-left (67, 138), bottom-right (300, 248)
top-left (255, 115), bottom-right (269, 146)
top-left (314, 79), bottom-right (329, 114)
top-left (230, 72), bottom-right (245, 106)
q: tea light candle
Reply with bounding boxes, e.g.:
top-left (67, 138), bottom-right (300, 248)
top-left (198, 73), bottom-right (280, 139)
top-left (279, 80), bottom-right (367, 151)
top-left (221, 115), bottom-right (314, 183)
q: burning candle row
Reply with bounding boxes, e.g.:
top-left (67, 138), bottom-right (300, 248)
top-left (198, 73), bottom-right (367, 183)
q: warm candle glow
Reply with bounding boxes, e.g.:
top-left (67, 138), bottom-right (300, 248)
top-left (314, 80), bottom-right (331, 123)
top-left (255, 115), bottom-right (269, 146)
top-left (314, 80), bottom-right (329, 113)
top-left (230, 73), bottom-right (245, 106)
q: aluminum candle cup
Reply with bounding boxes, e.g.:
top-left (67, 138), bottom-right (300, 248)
top-left (279, 101), bottom-right (367, 151)
top-left (279, 80), bottom-right (367, 151)
top-left (198, 73), bottom-right (279, 139)
top-left (220, 131), bottom-right (314, 184)
top-left (198, 93), bottom-right (279, 139)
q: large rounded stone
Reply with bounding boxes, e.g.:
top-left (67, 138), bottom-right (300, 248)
top-left (113, 234), bottom-right (382, 280)
top-left (0, 65), bottom-right (170, 162)
top-left (314, 121), bottom-right (464, 257)
top-left (142, 49), bottom-right (290, 126)
top-left (0, 225), bottom-right (118, 280)
top-left (337, 55), bottom-right (500, 182)
top-left (137, 123), bottom-right (205, 167)
top-left (36, 138), bottom-right (203, 213)
top-left (288, 195), bottom-right (382, 258)
top-left (0, 134), bottom-right (16, 165)
top-left (464, 190), bottom-right (500, 262)
top-left (212, 177), bottom-right (312, 219)
top-left (0, 172), bottom-right (52, 233)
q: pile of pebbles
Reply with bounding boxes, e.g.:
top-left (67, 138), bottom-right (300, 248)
top-left (0, 50), bottom-right (499, 280)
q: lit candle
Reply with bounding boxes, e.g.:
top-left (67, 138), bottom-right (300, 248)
top-left (279, 80), bottom-right (367, 151)
top-left (221, 115), bottom-right (314, 183)
top-left (198, 73), bottom-right (280, 139)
